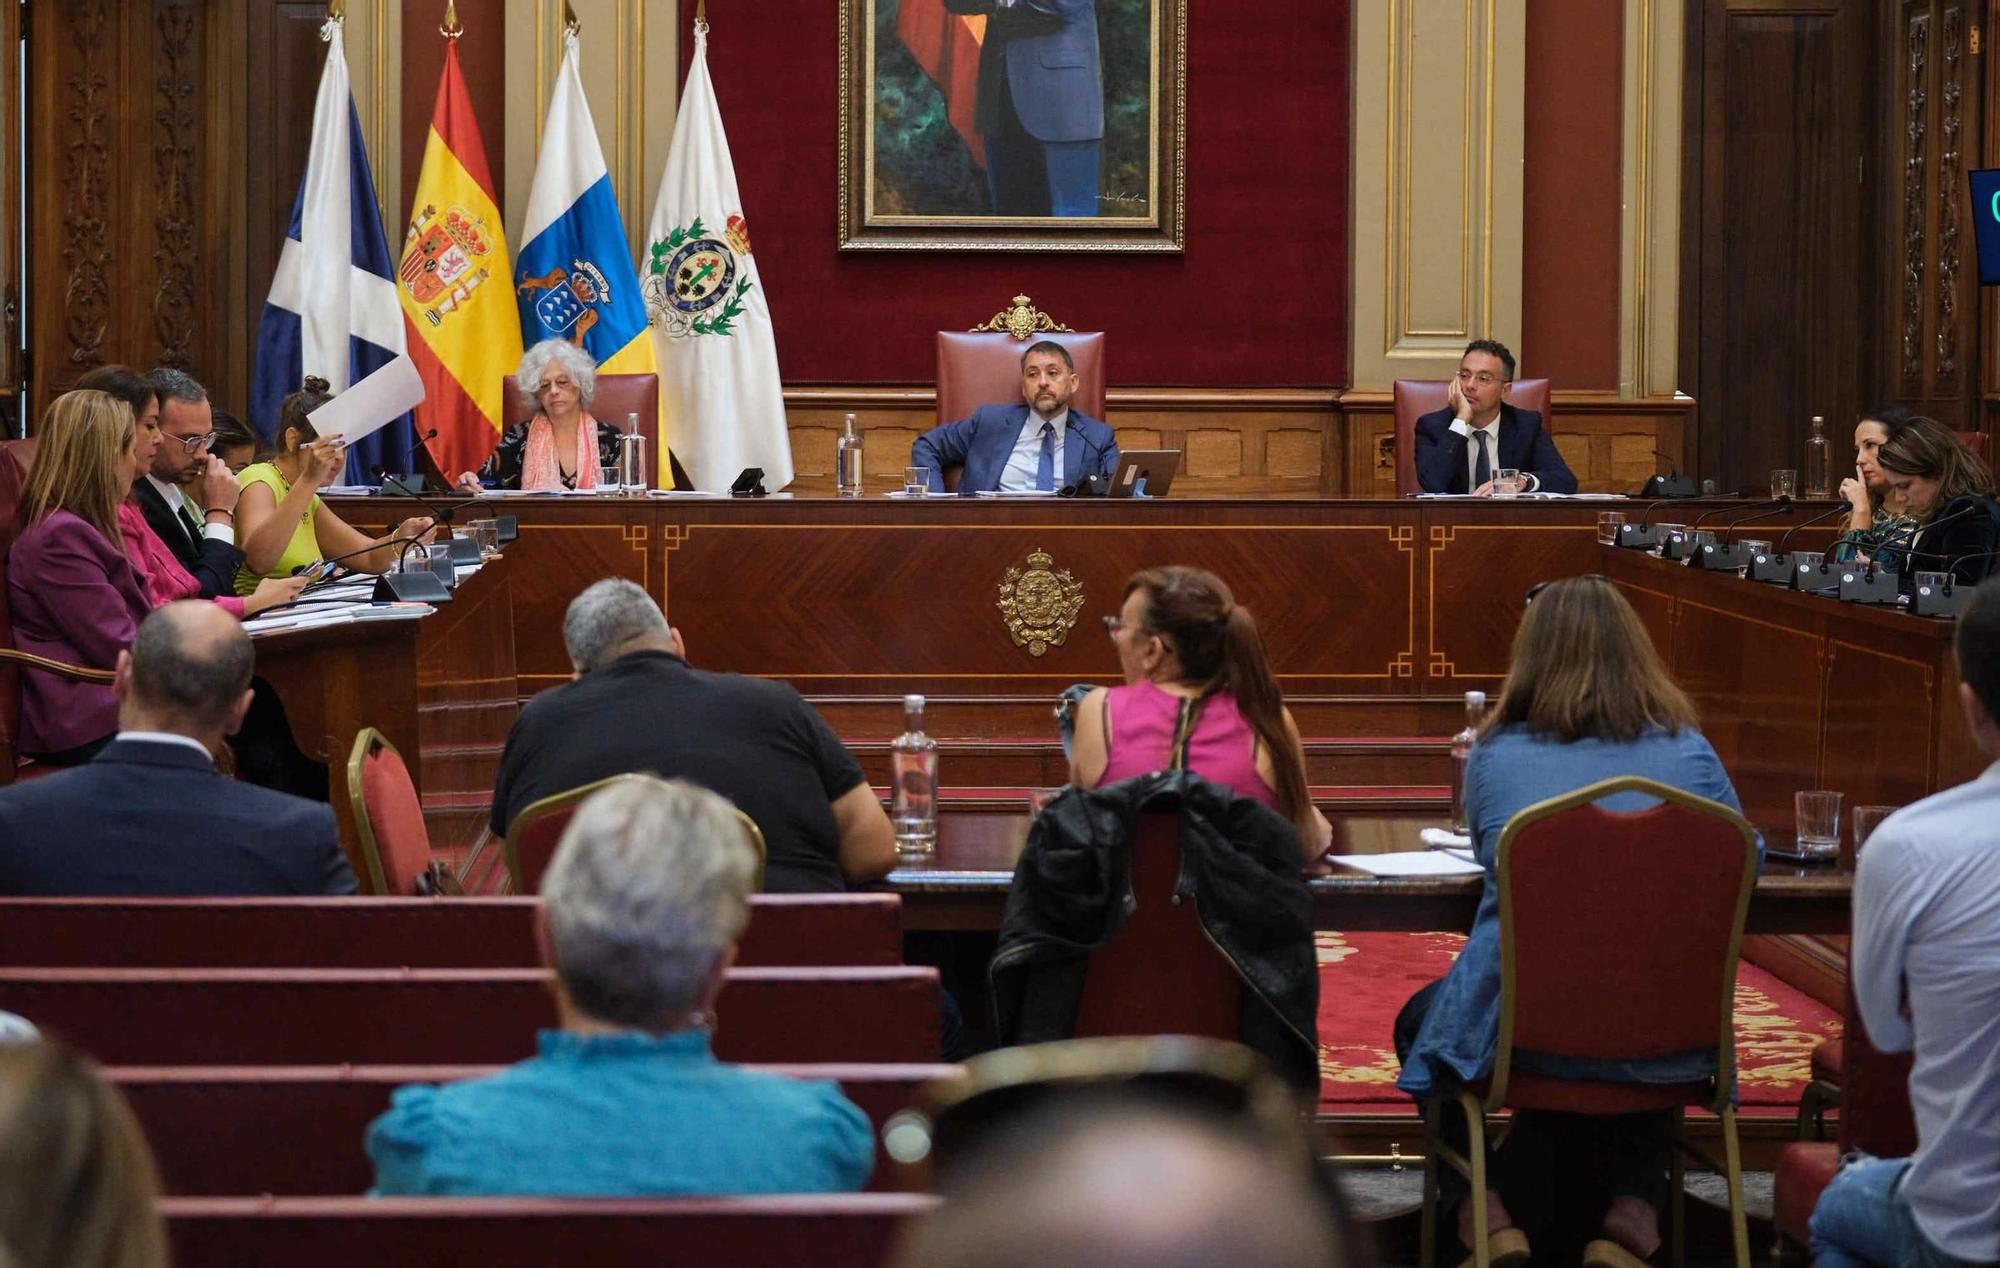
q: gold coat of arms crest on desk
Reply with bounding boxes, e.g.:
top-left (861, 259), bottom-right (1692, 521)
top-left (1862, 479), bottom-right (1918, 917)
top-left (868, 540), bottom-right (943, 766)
top-left (997, 549), bottom-right (1086, 657)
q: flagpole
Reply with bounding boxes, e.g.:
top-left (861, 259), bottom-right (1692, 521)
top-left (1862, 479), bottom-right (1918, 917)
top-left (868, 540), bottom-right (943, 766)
top-left (564, 2), bottom-right (580, 36)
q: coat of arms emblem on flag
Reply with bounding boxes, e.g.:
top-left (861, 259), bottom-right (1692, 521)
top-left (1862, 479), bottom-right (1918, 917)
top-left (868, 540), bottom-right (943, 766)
top-left (399, 204), bottom-right (495, 324)
top-left (644, 216), bottom-right (753, 339)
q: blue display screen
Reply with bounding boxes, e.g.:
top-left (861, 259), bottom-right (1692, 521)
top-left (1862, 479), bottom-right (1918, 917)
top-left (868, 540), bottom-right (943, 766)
top-left (1971, 169), bottom-right (2000, 285)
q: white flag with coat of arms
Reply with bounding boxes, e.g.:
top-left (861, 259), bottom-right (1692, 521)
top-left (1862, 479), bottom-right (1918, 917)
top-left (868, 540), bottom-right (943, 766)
top-left (642, 17), bottom-right (791, 494)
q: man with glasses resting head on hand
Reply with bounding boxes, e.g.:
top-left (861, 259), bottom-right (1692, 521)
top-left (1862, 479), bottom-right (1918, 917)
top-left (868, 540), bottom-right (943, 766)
top-left (131, 367), bottom-right (244, 597)
top-left (1413, 340), bottom-right (1577, 496)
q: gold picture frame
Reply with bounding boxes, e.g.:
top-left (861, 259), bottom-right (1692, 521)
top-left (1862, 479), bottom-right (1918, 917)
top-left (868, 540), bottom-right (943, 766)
top-left (837, 0), bottom-right (1186, 252)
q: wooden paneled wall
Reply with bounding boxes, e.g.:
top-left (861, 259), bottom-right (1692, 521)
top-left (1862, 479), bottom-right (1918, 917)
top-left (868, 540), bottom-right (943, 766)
top-left (26, 0), bottom-right (238, 418)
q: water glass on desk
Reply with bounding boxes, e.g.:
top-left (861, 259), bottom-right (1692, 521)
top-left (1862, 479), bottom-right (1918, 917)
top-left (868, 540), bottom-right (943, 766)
top-left (1794, 789), bottom-right (1843, 860)
top-left (1771, 468), bottom-right (1799, 499)
top-left (1492, 468), bottom-right (1523, 498)
top-left (904, 466), bottom-right (930, 496)
top-left (1597, 511), bottom-right (1626, 544)
top-left (465, 519), bottom-right (500, 557)
top-left (597, 465), bottom-right (621, 495)
top-left (1845, 804), bottom-right (1898, 871)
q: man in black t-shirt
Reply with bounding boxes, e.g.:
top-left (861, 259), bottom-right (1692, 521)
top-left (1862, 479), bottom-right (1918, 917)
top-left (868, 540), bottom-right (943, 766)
top-left (490, 580), bottom-right (896, 892)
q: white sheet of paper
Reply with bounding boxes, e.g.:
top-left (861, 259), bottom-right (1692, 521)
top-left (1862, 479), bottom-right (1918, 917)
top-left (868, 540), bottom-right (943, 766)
top-left (305, 355), bottom-right (426, 446)
top-left (1331, 851), bottom-right (1485, 878)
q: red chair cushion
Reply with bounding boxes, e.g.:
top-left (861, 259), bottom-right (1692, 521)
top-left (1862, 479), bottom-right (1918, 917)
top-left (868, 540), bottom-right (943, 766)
top-left (1773, 1141), bottom-right (1841, 1246)
top-left (511, 806), bottom-right (578, 894)
top-left (359, 743), bottom-right (431, 895)
top-left (1500, 1074), bottom-right (1714, 1115)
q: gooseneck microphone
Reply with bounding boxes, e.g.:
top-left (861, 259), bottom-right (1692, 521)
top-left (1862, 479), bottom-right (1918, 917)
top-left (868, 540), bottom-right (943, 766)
top-left (1688, 497), bottom-right (1794, 571)
top-left (1058, 428), bottom-right (1116, 498)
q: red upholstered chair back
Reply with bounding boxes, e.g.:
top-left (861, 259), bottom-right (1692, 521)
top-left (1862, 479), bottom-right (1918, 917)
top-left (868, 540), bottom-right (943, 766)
top-left (1837, 988), bottom-right (1917, 1157)
top-left (505, 773), bottom-right (766, 894)
top-left (1956, 429), bottom-right (1990, 463)
top-left (347, 728), bottom-right (433, 895)
top-left (501, 372), bottom-right (661, 480)
top-left (937, 333), bottom-right (1105, 423)
top-left (1070, 810), bottom-right (1242, 1040)
top-left (1491, 776), bottom-right (1758, 1107)
top-left (1391, 378), bottom-right (1552, 497)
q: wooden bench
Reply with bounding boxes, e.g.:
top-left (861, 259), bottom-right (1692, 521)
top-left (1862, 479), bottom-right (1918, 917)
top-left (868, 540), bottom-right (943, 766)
top-left (113, 1063), bottom-right (956, 1195)
top-left (0, 967), bottom-right (941, 1065)
top-left (161, 1194), bottom-right (934, 1266)
top-left (0, 895), bottom-right (905, 969)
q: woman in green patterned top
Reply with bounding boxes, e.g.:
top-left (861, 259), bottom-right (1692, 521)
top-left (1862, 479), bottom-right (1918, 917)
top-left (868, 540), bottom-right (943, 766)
top-left (1830, 408), bottom-right (1919, 570)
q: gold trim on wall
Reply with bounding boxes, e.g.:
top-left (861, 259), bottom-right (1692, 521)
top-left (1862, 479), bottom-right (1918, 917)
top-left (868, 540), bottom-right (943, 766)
top-left (1620, 0), bottom-right (1684, 398)
top-left (1352, 0), bottom-right (1526, 391)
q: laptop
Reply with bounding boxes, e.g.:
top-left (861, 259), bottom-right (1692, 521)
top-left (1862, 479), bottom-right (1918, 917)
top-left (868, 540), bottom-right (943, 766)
top-left (1107, 450), bottom-right (1182, 498)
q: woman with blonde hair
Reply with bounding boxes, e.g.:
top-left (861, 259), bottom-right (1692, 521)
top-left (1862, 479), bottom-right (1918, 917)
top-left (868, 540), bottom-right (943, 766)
top-left (1070, 565), bottom-right (1331, 859)
top-left (1394, 576), bottom-right (1746, 1268)
top-left (233, 376), bottom-right (436, 593)
top-left (457, 340), bottom-right (623, 492)
top-left (0, 1040), bottom-right (169, 1268)
top-left (6, 391), bottom-right (153, 765)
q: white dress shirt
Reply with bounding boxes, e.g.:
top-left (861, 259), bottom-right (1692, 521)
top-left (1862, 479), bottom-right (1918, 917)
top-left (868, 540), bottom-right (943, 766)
top-left (112, 731), bottom-right (215, 763)
top-left (1447, 414), bottom-right (1540, 492)
top-left (997, 410), bottom-right (1068, 493)
top-left (1852, 761), bottom-right (2000, 1262)
top-left (145, 473), bottom-right (235, 545)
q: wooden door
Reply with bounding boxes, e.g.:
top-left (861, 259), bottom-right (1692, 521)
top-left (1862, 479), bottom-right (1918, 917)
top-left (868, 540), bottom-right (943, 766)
top-left (1687, 0), bottom-right (1880, 492)
top-left (0, 0), bottom-right (20, 435)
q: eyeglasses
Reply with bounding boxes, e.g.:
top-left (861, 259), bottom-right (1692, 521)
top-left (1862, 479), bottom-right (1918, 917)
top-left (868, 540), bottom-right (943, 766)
top-left (1102, 615), bottom-right (1129, 636)
top-left (1456, 371), bottom-right (1509, 387)
top-left (171, 431), bottom-right (218, 454)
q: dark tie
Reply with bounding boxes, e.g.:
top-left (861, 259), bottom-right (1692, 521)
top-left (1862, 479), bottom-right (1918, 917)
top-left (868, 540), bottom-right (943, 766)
top-left (1473, 431), bottom-right (1492, 492)
top-left (1036, 422), bottom-right (1055, 492)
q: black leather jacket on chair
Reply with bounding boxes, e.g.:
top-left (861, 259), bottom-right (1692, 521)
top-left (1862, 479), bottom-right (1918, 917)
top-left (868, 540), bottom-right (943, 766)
top-left (990, 770), bottom-right (1321, 1090)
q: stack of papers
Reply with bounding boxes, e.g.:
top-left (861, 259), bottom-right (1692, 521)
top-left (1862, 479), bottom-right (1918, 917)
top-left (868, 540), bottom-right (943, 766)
top-left (1330, 851), bottom-right (1484, 878)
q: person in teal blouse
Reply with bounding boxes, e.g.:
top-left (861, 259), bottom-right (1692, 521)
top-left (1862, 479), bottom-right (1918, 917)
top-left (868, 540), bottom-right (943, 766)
top-left (366, 777), bottom-right (873, 1196)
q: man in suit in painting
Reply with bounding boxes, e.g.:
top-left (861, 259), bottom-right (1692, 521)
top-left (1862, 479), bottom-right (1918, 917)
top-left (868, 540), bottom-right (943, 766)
top-left (944, 0), bottom-right (1104, 217)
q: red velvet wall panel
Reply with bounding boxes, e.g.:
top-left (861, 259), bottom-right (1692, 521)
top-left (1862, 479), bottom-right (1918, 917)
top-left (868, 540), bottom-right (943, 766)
top-left (678, 1), bottom-right (1349, 387)
top-left (399, 1), bottom-right (509, 220)
top-left (1521, 0), bottom-right (1623, 390)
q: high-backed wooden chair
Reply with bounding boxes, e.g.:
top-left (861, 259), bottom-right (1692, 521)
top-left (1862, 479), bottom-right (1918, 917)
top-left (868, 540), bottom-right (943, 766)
top-left (1418, 777), bottom-right (1759, 1268)
top-left (0, 439), bottom-right (116, 784)
top-left (1391, 378), bottom-right (1553, 497)
top-left (504, 773), bottom-right (767, 894)
top-left (347, 728), bottom-right (434, 895)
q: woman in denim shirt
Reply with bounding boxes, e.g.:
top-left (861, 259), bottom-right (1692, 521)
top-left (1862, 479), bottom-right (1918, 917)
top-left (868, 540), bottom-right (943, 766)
top-left (367, 777), bottom-right (873, 1196)
top-left (1394, 577), bottom-right (1746, 1268)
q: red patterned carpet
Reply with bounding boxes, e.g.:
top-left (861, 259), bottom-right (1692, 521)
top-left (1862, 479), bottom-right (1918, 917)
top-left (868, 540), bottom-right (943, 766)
top-left (1316, 932), bottom-right (1841, 1116)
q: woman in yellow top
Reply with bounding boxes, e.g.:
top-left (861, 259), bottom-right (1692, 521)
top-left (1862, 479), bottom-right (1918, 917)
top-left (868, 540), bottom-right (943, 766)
top-left (234, 376), bottom-right (437, 595)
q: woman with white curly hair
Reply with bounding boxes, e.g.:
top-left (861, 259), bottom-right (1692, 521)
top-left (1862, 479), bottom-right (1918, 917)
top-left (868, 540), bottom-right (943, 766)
top-left (457, 339), bottom-right (624, 492)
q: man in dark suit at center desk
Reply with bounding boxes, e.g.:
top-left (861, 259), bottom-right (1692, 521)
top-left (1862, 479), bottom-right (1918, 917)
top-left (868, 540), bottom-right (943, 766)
top-left (1413, 339), bottom-right (1578, 495)
top-left (0, 602), bottom-right (356, 896)
top-left (911, 340), bottom-right (1119, 494)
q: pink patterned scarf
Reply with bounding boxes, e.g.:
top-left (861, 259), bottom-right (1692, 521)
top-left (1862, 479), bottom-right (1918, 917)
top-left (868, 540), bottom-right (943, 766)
top-left (520, 412), bottom-right (600, 491)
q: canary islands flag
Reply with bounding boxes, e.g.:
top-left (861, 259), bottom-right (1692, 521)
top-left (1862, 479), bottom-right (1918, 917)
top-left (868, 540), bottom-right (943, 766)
top-left (516, 28), bottom-right (658, 435)
top-left (250, 16), bottom-right (416, 485)
top-left (397, 36), bottom-right (521, 485)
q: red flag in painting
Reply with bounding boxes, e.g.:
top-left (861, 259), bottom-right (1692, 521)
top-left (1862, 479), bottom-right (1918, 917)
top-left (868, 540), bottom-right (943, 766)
top-left (896, 0), bottom-right (986, 166)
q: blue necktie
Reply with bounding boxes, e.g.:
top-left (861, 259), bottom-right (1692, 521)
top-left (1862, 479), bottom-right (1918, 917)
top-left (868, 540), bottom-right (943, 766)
top-left (1473, 430), bottom-right (1491, 492)
top-left (1036, 422), bottom-right (1055, 492)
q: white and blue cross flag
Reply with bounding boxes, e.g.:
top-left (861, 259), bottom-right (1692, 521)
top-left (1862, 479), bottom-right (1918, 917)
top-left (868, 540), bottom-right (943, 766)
top-left (250, 15), bottom-right (415, 485)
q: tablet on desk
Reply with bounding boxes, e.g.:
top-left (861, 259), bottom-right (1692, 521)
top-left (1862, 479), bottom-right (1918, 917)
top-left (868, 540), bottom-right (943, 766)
top-left (1108, 450), bottom-right (1181, 498)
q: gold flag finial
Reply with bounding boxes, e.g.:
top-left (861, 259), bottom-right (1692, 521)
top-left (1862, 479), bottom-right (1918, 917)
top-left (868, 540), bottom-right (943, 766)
top-left (696, 0), bottom-right (708, 23)
top-left (327, 0), bottom-right (345, 21)
top-left (440, 0), bottom-right (462, 38)
top-left (563, 1), bottom-right (580, 36)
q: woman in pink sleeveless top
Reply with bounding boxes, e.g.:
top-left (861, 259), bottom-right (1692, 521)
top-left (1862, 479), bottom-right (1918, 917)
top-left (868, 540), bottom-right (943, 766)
top-left (1068, 566), bottom-right (1332, 862)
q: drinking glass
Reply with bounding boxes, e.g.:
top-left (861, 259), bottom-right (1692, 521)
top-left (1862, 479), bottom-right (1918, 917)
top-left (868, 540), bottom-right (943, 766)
top-left (1915, 570), bottom-right (1951, 595)
top-left (1739, 539), bottom-right (1772, 559)
top-left (904, 465), bottom-right (930, 496)
top-left (1846, 804), bottom-right (1898, 871)
top-left (1770, 468), bottom-right (1799, 499)
top-left (1597, 511), bottom-right (1626, 544)
top-left (1655, 523), bottom-right (1687, 556)
top-left (1794, 790), bottom-right (1844, 860)
top-left (1493, 468), bottom-right (1523, 498)
top-left (597, 465), bottom-right (621, 495)
top-left (465, 519), bottom-right (500, 556)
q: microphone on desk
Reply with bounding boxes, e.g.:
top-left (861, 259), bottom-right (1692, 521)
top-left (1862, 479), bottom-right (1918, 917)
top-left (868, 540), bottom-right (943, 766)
top-left (1910, 546), bottom-right (2000, 616)
top-left (1745, 503), bottom-right (1856, 585)
top-left (1636, 449), bottom-right (1698, 500)
top-left (291, 532), bottom-right (454, 604)
top-left (1689, 496), bottom-right (1793, 571)
top-left (377, 428), bottom-right (440, 497)
top-left (1615, 495), bottom-right (1747, 552)
top-left (369, 471), bottom-right (491, 565)
top-left (1057, 430), bottom-right (1115, 498)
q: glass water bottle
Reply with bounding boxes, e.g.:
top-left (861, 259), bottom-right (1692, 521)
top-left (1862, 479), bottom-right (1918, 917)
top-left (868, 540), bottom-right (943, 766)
top-left (836, 413), bottom-right (864, 497)
top-left (891, 694), bottom-right (939, 857)
top-left (1449, 690), bottom-right (1486, 834)
top-left (1803, 415), bottom-right (1830, 498)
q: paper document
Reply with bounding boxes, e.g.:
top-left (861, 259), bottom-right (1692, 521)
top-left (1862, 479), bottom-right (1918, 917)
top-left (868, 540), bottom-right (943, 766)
top-left (305, 354), bottom-right (425, 446)
top-left (1331, 851), bottom-right (1485, 878)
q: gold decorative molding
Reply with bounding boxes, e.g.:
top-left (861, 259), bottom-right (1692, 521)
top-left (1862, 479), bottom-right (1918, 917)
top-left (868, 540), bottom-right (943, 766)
top-left (997, 548), bottom-right (1086, 658)
top-left (969, 295), bottom-right (1075, 338)
top-left (1350, 0), bottom-right (1526, 389)
top-left (1619, 0), bottom-right (1684, 398)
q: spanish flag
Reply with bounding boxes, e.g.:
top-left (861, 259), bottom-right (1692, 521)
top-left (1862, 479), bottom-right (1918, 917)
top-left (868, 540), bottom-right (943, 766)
top-left (396, 36), bottom-right (520, 484)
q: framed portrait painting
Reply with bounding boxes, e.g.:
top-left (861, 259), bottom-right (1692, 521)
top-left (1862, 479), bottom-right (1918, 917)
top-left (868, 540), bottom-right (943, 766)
top-left (838, 0), bottom-right (1186, 251)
